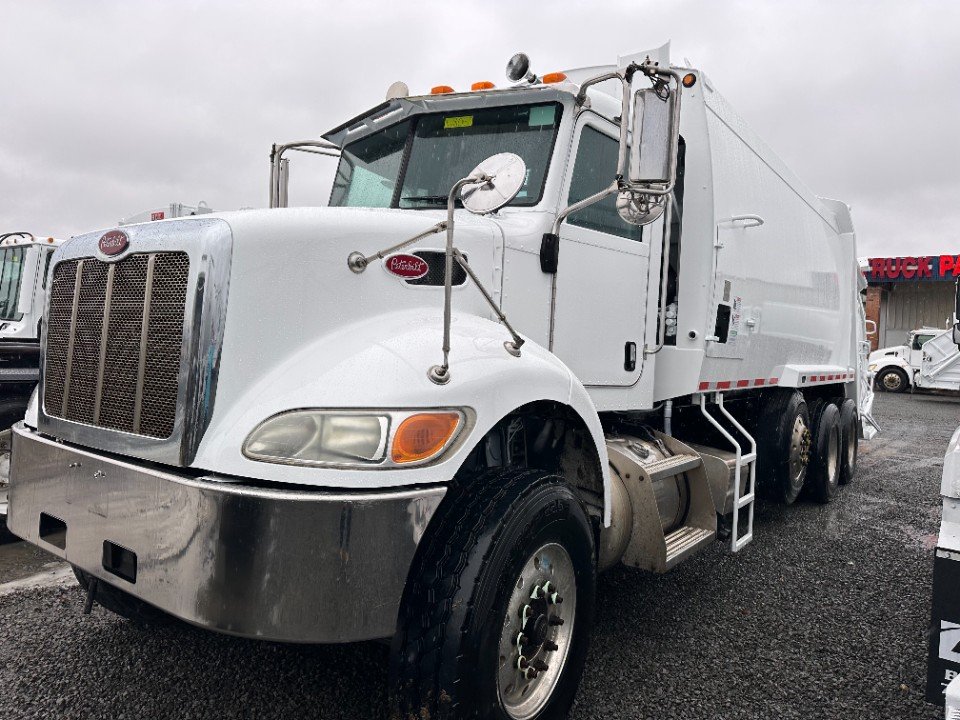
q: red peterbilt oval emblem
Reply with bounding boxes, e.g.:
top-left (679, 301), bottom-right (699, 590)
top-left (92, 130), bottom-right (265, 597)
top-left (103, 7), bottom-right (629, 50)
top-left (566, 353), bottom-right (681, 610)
top-left (384, 253), bottom-right (429, 279)
top-left (98, 230), bottom-right (129, 256)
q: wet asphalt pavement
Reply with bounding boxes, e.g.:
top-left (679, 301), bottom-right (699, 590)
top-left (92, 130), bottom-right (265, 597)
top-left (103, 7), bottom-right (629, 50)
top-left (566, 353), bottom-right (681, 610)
top-left (0, 391), bottom-right (955, 719)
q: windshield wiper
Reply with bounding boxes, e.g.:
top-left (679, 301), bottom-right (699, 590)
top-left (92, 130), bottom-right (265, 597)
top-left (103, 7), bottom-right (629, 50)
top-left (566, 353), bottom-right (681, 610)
top-left (401, 195), bottom-right (461, 207)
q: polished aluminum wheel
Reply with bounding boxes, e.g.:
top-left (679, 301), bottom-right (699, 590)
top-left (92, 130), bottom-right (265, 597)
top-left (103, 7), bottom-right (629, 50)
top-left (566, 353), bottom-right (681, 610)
top-left (789, 415), bottom-right (811, 485)
top-left (497, 542), bottom-right (576, 720)
top-left (881, 371), bottom-right (904, 392)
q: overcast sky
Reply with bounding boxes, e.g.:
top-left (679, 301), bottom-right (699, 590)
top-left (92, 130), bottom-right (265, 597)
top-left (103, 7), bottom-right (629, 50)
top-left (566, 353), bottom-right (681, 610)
top-left (1, 0), bottom-right (958, 257)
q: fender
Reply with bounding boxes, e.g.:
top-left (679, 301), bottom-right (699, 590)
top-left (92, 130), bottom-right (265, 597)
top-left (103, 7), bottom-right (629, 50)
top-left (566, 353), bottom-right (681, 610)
top-left (192, 309), bottom-right (611, 521)
top-left (872, 356), bottom-right (914, 385)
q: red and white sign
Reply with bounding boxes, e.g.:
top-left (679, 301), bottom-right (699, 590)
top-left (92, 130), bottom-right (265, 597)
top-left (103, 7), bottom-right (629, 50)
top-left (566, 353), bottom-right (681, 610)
top-left (98, 230), bottom-right (129, 256)
top-left (384, 254), bottom-right (429, 279)
top-left (151, 211), bottom-right (165, 221)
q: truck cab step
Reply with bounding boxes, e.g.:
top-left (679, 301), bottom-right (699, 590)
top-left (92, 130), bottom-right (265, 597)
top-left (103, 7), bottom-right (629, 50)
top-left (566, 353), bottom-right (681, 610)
top-left (643, 453), bottom-right (702, 482)
top-left (664, 526), bottom-right (716, 569)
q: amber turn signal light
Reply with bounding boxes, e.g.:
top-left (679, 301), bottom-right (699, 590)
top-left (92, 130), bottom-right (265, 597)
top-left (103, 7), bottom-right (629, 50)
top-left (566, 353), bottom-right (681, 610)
top-left (392, 412), bottom-right (462, 463)
top-left (471, 81), bottom-right (495, 90)
top-left (541, 72), bottom-right (567, 84)
top-left (431, 85), bottom-right (455, 95)
top-left (682, 73), bottom-right (697, 88)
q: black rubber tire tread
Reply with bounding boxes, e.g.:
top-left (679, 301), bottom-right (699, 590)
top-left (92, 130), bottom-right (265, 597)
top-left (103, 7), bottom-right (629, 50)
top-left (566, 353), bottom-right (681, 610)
top-left (876, 367), bottom-right (908, 393)
top-left (835, 397), bottom-right (858, 485)
top-left (390, 467), bottom-right (596, 720)
top-left (756, 389), bottom-right (810, 505)
top-left (808, 400), bottom-right (842, 504)
top-left (72, 566), bottom-right (171, 627)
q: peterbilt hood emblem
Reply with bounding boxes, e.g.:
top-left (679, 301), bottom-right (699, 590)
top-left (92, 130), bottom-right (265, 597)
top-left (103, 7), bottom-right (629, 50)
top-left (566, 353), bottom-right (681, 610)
top-left (384, 253), bottom-right (429, 279)
top-left (98, 230), bottom-right (129, 256)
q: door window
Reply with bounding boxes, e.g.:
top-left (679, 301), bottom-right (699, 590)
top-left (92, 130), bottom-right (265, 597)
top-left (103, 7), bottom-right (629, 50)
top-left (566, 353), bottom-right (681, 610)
top-left (566, 125), bottom-right (641, 241)
top-left (0, 247), bottom-right (25, 321)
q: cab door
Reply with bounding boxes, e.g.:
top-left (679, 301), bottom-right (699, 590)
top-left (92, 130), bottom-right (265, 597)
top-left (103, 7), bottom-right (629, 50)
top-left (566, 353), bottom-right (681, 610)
top-left (550, 116), bottom-right (650, 386)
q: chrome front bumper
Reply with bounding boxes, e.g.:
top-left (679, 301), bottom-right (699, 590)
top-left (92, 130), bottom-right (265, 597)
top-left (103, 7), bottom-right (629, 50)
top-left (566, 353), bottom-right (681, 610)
top-left (6, 423), bottom-right (446, 643)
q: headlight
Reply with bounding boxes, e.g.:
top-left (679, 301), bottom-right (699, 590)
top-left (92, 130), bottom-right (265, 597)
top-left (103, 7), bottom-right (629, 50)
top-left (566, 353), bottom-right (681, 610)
top-left (243, 410), bottom-right (464, 468)
top-left (868, 363), bottom-right (877, 371)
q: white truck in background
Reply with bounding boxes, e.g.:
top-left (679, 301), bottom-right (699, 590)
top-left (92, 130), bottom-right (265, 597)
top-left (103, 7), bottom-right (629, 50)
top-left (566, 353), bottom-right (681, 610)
top-left (8, 45), bottom-right (872, 719)
top-left (0, 232), bottom-right (64, 512)
top-left (118, 201), bottom-right (213, 226)
top-left (870, 326), bottom-right (960, 393)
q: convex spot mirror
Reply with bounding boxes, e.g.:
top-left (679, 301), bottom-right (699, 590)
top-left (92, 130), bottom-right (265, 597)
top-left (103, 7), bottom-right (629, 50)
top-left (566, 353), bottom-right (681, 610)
top-left (460, 153), bottom-right (527, 215)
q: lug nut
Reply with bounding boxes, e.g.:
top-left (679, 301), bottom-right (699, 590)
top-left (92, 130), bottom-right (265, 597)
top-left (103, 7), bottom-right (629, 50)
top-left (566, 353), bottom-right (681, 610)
top-left (516, 632), bottom-right (529, 647)
top-left (532, 659), bottom-right (549, 672)
top-left (517, 656), bottom-right (529, 670)
top-left (550, 593), bottom-right (563, 605)
top-left (549, 616), bottom-right (564, 626)
top-left (544, 640), bottom-right (559, 652)
top-left (524, 667), bottom-right (539, 680)
top-left (542, 581), bottom-right (553, 595)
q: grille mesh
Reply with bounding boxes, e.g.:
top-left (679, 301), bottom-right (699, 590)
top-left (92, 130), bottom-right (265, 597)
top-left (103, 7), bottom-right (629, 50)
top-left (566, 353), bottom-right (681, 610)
top-left (43, 252), bottom-right (190, 439)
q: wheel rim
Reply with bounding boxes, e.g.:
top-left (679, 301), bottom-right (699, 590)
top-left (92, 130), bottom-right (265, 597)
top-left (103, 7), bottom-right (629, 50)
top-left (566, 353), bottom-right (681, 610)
top-left (789, 415), bottom-right (811, 486)
top-left (827, 424), bottom-right (840, 485)
top-left (497, 542), bottom-right (577, 720)
top-left (882, 372), bottom-right (902, 391)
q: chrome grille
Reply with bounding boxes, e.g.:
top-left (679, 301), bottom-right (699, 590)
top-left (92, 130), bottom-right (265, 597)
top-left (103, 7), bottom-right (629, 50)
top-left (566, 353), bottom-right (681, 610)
top-left (44, 252), bottom-right (190, 439)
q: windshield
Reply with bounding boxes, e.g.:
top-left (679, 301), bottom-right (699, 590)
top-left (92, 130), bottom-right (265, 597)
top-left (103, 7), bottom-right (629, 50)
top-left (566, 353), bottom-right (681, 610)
top-left (330, 102), bottom-right (562, 210)
top-left (0, 246), bottom-right (25, 321)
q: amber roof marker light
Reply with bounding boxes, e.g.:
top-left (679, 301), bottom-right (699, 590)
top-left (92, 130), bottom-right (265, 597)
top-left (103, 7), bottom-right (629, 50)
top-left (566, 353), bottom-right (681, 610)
top-left (682, 73), bottom-right (697, 88)
top-left (431, 85), bottom-right (455, 95)
top-left (471, 81), bottom-right (495, 91)
top-left (541, 72), bottom-right (568, 84)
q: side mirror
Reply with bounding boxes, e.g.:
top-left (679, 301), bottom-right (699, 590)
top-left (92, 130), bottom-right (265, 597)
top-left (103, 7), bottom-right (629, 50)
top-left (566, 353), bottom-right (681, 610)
top-left (617, 86), bottom-right (676, 226)
top-left (628, 87), bottom-right (673, 184)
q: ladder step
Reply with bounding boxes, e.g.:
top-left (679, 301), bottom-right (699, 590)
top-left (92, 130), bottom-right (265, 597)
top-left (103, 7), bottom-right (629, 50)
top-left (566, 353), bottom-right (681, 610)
top-left (664, 525), bottom-right (715, 568)
top-left (739, 452), bottom-right (757, 465)
top-left (736, 492), bottom-right (755, 509)
top-left (644, 453), bottom-right (702, 482)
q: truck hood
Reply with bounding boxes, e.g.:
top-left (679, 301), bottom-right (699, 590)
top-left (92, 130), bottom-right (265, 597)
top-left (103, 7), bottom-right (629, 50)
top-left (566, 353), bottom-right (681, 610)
top-left (208, 203), bottom-right (504, 410)
top-left (869, 345), bottom-right (908, 363)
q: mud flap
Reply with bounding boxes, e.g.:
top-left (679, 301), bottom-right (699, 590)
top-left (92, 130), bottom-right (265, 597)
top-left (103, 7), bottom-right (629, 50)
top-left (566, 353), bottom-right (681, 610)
top-left (927, 548), bottom-right (960, 703)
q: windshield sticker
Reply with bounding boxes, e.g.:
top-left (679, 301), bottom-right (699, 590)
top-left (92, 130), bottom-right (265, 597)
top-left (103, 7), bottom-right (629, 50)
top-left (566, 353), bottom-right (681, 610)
top-left (528, 105), bottom-right (556, 127)
top-left (443, 115), bottom-right (474, 130)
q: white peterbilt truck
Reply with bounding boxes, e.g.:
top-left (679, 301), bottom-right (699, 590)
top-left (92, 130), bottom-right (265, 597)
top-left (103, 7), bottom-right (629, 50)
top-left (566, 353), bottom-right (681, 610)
top-left (870, 326), bottom-right (960, 394)
top-left (8, 46), bottom-right (872, 719)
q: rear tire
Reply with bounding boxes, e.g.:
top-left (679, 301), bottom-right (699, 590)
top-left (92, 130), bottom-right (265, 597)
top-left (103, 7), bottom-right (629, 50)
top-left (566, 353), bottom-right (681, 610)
top-left (876, 367), bottom-right (908, 393)
top-left (390, 468), bottom-right (596, 720)
top-left (835, 398), bottom-right (858, 485)
top-left (757, 390), bottom-right (811, 505)
top-left (72, 567), bottom-right (170, 627)
top-left (808, 400), bottom-right (842, 504)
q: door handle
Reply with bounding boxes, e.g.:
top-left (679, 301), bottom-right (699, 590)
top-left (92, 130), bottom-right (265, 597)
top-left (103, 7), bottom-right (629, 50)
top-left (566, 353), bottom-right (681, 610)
top-left (718, 214), bottom-right (765, 228)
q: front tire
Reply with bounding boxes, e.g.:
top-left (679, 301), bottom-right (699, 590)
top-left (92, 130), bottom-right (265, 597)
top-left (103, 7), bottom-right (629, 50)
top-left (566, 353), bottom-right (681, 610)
top-left (390, 468), bottom-right (596, 720)
top-left (876, 367), bottom-right (908, 393)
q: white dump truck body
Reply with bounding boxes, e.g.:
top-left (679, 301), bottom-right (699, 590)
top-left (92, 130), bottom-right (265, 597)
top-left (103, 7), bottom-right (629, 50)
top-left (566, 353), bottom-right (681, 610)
top-left (0, 233), bottom-right (63, 343)
top-left (7, 46), bottom-right (871, 718)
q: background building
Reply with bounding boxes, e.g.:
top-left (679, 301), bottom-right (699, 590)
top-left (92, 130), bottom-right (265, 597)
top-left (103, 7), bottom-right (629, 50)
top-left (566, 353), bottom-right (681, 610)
top-left (864, 254), bottom-right (959, 351)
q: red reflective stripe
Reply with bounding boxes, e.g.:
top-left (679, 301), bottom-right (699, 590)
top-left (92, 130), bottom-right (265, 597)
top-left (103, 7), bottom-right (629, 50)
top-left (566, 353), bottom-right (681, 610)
top-left (819, 375), bottom-right (826, 382)
top-left (716, 380), bottom-right (731, 390)
top-left (736, 380), bottom-right (749, 388)
top-left (769, 378), bottom-right (778, 385)
top-left (755, 378), bottom-right (766, 386)
top-left (699, 381), bottom-right (710, 391)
